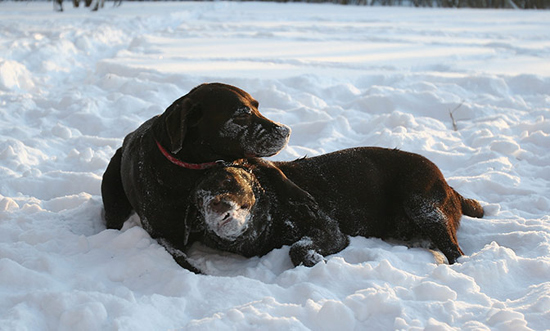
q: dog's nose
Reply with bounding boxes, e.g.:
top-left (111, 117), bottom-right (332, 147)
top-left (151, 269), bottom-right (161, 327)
top-left (276, 123), bottom-right (291, 138)
top-left (209, 197), bottom-right (232, 214)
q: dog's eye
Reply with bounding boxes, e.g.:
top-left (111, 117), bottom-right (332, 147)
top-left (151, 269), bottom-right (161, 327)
top-left (241, 203), bottom-right (249, 209)
top-left (221, 178), bottom-right (234, 186)
top-left (235, 107), bottom-right (252, 119)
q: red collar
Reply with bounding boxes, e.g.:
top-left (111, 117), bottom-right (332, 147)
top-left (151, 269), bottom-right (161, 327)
top-left (155, 140), bottom-right (221, 170)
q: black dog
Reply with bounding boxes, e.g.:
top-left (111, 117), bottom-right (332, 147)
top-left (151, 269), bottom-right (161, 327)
top-left (101, 83), bottom-right (313, 272)
top-left (189, 148), bottom-right (484, 268)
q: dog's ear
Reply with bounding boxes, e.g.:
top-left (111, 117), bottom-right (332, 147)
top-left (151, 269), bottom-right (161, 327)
top-left (164, 98), bottom-right (201, 154)
top-left (183, 203), bottom-right (203, 246)
top-left (250, 174), bottom-right (265, 197)
top-left (182, 204), bottom-right (193, 246)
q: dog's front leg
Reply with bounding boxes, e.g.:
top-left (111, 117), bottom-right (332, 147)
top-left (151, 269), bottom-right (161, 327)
top-left (158, 238), bottom-right (203, 274)
top-left (172, 252), bottom-right (203, 274)
top-left (248, 158), bottom-right (319, 219)
top-left (289, 214), bottom-right (349, 267)
top-left (246, 158), bottom-right (349, 267)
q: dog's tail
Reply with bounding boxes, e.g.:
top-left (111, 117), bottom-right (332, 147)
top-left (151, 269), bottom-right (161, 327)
top-left (453, 188), bottom-right (484, 218)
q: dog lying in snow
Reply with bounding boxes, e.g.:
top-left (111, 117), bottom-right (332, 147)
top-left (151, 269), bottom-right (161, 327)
top-left (186, 147), bottom-right (484, 268)
top-left (101, 83), bottom-right (315, 272)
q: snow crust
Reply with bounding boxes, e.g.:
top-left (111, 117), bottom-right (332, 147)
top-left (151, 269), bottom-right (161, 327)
top-left (0, 2), bottom-right (549, 330)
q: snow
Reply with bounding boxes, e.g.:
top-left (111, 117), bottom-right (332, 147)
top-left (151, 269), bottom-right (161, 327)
top-left (0, 1), bottom-right (549, 330)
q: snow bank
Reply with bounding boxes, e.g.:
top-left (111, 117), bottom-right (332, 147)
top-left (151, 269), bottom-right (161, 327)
top-left (0, 2), bottom-right (549, 330)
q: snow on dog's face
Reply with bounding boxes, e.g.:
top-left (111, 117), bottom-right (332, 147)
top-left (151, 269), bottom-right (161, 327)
top-left (194, 167), bottom-right (260, 240)
top-left (219, 104), bottom-right (291, 158)
top-left (165, 83), bottom-right (291, 159)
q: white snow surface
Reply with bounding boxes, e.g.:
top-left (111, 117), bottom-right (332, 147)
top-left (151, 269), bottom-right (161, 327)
top-left (1, 2), bottom-right (549, 330)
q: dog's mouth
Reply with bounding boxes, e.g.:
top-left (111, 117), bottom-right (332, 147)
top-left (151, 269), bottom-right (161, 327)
top-left (205, 206), bottom-right (251, 240)
top-left (196, 183), bottom-right (255, 240)
top-left (219, 212), bottom-right (232, 227)
top-left (242, 124), bottom-right (291, 158)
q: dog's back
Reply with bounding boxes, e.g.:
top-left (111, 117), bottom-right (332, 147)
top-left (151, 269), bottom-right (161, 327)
top-left (275, 148), bottom-right (393, 236)
top-left (192, 147), bottom-right (483, 265)
top-left (275, 147), bottom-right (483, 263)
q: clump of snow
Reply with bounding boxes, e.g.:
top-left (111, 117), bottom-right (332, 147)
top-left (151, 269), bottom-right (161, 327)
top-left (0, 2), bottom-right (549, 330)
top-left (0, 60), bottom-right (36, 91)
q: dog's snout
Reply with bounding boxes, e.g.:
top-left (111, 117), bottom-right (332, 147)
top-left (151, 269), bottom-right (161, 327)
top-left (275, 123), bottom-right (291, 138)
top-left (209, 197), bottom-right (231, 214)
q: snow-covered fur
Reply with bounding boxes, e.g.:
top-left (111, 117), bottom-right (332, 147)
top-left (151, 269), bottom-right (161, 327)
top-left (191, 148), bottom-right (484, 266)
top-left (191, 162), bottom-right (349, 268)
top-left (101, 83), bottom-right (291, 272)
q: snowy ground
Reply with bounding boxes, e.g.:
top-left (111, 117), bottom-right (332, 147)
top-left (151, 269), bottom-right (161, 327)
top-left (1, 1), bottom-right (549, 330)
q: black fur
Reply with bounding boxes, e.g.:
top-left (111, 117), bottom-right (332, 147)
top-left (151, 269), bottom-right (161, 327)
top-left (101, 83), bottom-right (298, 272)
top-left (190, 148), bottom-right (484, 268)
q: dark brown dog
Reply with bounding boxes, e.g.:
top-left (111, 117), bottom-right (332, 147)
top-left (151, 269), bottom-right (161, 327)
top-left (101, 83), bottom-right (300, 272)
top-left (189, 148), bottom-right (484, 268)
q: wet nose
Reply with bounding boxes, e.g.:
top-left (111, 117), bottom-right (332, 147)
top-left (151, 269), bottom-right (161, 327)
top-left (275, 123), bottom-right (291, 138)
top-left (209, 197), bottom-right (232, 214)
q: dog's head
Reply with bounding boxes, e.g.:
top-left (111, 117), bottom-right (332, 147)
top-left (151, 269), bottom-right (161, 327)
top-left (193, 166), bottom-right (265, 241)
top-left (161, 83), bottom-right (291, 160)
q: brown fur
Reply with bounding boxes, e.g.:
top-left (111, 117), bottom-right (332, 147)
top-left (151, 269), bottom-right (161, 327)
top-left (101, 83), bottom-right (294, 272)
top-left (190, 148), bottom-right (484, 267)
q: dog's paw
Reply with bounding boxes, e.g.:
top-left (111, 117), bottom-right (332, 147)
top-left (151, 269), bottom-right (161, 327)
top-left (158, 238), bottom-right (203, 274)
top-left (173, 255), bottom-right (203, 274)
top-left (289, 237), bottom-right (324, 267)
